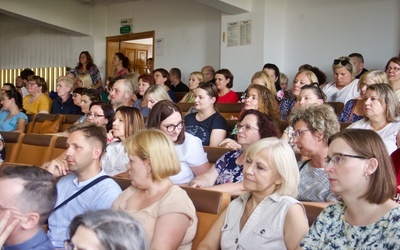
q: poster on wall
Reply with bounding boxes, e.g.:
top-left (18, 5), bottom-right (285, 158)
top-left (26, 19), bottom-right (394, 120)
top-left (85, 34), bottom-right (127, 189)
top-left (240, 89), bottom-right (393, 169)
top-left (156, 38), bottom-right (164, 56)
top-left (227, 22), bottom-right (239, 47)
top-left (240, 20), bottom-right (252, 46)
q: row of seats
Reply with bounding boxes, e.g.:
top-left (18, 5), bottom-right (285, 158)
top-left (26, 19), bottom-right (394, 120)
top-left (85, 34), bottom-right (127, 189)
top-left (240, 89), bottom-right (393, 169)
top-left (25, 114), bottom-right (81, 134)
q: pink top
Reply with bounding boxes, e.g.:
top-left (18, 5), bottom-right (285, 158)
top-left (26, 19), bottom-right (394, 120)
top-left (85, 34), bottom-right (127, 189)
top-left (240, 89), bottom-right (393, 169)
top-left (218, 90), bottom-right (239, 103)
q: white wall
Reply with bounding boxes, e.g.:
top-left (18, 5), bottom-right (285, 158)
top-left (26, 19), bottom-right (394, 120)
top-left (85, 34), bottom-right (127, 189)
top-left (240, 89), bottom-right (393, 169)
top-left (106, 0), bottom-right (221, 82)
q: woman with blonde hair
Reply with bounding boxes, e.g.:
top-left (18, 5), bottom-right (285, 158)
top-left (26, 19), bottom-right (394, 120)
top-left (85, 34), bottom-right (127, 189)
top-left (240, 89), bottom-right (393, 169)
top-left (339, 69), bottom-right (388, 122)
top-left (112, 129), bottom-right (197, 250)
top-left (251, 71), bottom-right (277, 96)
top-left (144, 84), bottom-right (172, 110)
top-left (76, 73), bottom-right (94, 89)
top-left (198, 137), bottom-right (308, 249)
top-left (125, 72), bottom-right (140, 101)
top-left (348, 83), bottom-right (400, 154)
top-left (279, 70), bottom-right (318, 120)
top-left (181, 71), bottom-right (204, 103)
top-left (322, 56), bottom-right (359, 103)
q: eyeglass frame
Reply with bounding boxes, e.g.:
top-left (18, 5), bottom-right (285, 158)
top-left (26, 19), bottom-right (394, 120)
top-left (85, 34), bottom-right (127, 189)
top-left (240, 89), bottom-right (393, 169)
top-left (292, 129), bottom-right (311, 137)
top-left (236, 123), bottom-right (259, 132)
top-left (161, 121), bottom-right (184, 133)
top-left (386, 66), bottom-right (400, 72)
top-left (87, 112), bottom-right (105, 119)
top-left (323, 153), bottom-right (369, 168)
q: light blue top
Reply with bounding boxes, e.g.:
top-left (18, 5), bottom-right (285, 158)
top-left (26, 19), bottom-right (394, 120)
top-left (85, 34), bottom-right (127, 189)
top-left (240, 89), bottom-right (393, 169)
top-left (4, 228), bottom-right (53, 250)
top-left (0, 110), bottom-right (28, 132)
top-left (47, 169), bottom-right (122, 248)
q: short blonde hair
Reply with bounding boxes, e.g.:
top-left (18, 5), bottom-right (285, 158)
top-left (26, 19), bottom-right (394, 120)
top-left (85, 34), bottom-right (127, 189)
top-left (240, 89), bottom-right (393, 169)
top-left (77, 73), bottom-right (94, 88)
top-left (57, 76), bottom-right (75, 89)
top-left (144, 84), bottom-right (171, 103)
top-left (251, 71), bottom-right (276, 96)
top-left (357, 69), bottom-right (388, 92)
top-left (295, 70), bottom-right (319, 85)
top-left (190, 71), bottom-right (204, 82)
top-left (124, 129), bottom-right (180, 182)
top-left (332, 56), bottom-right (356, 77)
top-left (244, 137), bottom-right (299, 197)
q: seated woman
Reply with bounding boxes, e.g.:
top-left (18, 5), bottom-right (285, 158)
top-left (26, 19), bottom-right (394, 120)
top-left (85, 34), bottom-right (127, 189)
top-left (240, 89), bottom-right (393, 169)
top-left (300, 129), bottom-right (400, 249)
top-left (223, 84), bottom-right (280, 147)
top-left (144, 84), bottom-right (171, 110)
top-left (22, 75), bottom-right (52, 114)
top-left (386, 56), bottom-right (400, 101)
top-left (280, 70), bottom-right (319, 120)
top-left (0, 90), bottom-right (28, 132)
top-left (87, 102), bottom-right (114, 132)
top-left (50, 76), bottom-right (82, 115)
top-left (348, 84), bottom-right (400, 154)
top-left (133, 74), bottom-right (155, 117)
top-left (190, 110), bottom-right (281, 196)
top-left (68, 209), bottom-right (148, 250)
top-left (77, 88), bottom-right (101, 124)
top-left (339, 69), bottom-right (388, 122)
top-left (147, 100), bottom-right (211, 184)
top-left (250, 71), bottom-right (277, 96)
top-left (198, 137), bottom-right (309, 249)
top-left (215, 69), bottom-right (239, 103)
top-left (102, 106), bottom-right (145, 176)
top-left (153, 68), bottom-right (177, 103)
top-left (76, 72), bottom-right (94, 89)
top-left (181, 71), bottom-right (203, 103)
top-left (185, 82), bottom-right (228, 146)
top-left (112, 129), bottom-right (197, 250)
top-left (290, 104), bottom-right (339, 202)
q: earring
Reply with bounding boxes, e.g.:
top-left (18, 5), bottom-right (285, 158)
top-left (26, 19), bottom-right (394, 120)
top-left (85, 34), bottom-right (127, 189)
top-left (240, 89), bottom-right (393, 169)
top-left (365, 172), bottom-right (370, 180)
top-left (147, 170), bottom-right (151, 174)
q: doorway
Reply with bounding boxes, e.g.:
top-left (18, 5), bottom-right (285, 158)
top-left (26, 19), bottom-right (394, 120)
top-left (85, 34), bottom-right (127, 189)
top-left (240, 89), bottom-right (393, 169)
top-left (106, 31), bottom-right (155, 79)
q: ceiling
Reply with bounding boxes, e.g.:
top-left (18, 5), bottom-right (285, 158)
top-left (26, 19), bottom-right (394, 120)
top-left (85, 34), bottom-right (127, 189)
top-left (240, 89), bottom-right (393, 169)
top-left (73, 0), bottom-right (142, 5)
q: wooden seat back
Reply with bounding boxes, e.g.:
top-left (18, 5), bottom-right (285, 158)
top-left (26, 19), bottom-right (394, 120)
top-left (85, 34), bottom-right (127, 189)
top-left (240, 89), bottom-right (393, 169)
top-left (2, 132), bottom-right (24, 162)
top-left (14, 134), bottom-right (57, 166)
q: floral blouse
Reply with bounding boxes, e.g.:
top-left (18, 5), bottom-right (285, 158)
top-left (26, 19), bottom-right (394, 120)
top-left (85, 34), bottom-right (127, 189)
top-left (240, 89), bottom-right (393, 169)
top-left (279, 91), bottom-right (295, 121)
top-left (338, 99), bottom-right (364, 123)
top-left (214, 150), bottom-right (243, 185)
top-left (301, 202), bottom-right (400, 249)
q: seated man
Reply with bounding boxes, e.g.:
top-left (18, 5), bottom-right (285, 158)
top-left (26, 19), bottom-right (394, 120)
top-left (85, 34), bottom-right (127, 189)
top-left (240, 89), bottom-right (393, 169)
top-left (0, 165), bottom-right (57, 250)
top-left (44, 123), bottom-right (122, 248)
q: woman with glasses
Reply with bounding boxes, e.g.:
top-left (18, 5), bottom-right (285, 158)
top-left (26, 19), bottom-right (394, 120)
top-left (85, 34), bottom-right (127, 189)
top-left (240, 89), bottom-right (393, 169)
top-left (322, 56), bottom-right (359, 103)
top-left (385, 57), bottom-right (400, 101)
top-left (147, 100), bottom-right (211, 184)
top-left (190, 109), bottom-right (281, 196)
top-left (153, 68), bottom-right (177, 103)
top-left (102, 106), bottom-right (144, 176)
top-left (185, 82), bottom-right (228, 146)
top-left (280, 70), bottom-right (319, 121)
top-left (67, 209), bottom-right (148, 250)
top-left (112, 129), bottom-right (197, 250)
top-left (0, 89), bottom-right (27, 132)
top-left (300, 129), bottom-right (400, 249)
top-left (290, 104), bottom-right (339, 202)
top-left (348, 83), bottom-right (400, 154)
top-left (22, 75), bottom-right (52, 114)
top-left (198, 138), bottom-right (309, 249)
top-left (86, 102), bottom-right (114, 132)
top-left (219, 84), bottom-right (280, 150)
top-left (338, 70), bottom-right (388, 122)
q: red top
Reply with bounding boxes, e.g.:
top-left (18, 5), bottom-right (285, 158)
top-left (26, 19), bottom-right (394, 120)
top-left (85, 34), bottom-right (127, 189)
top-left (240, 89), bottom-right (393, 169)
top-left (218, 90), bottom-right (239, 103)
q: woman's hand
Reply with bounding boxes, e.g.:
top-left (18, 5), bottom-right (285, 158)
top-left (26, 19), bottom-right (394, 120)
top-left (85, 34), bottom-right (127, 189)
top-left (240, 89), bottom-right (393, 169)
top-left (107, 130), bottom-right (115, 144)
top-left (219, 138), bottom-right (241, 150)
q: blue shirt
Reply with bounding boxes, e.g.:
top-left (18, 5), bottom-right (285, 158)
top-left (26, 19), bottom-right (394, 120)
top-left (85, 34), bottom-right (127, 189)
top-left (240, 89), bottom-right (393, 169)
top-left (50, 95), bottom-right (82, 115)
top-left (4, 229), bottom-right (53, 250)
top-left (47, 169), bottom-right (122, 248)
top-left (0, 110), bottom-right (28, 132)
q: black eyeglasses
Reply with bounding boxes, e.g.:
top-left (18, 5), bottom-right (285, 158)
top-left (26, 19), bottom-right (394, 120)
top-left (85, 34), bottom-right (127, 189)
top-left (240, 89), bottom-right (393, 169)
top-left (87, 113), bottom-right (105, 118)
top-left (323, 153), bottom-right (368, 168)
top-left (161, 121), bottom-right (184, 133)
top-left (333, 59), bottom-right (350, 66)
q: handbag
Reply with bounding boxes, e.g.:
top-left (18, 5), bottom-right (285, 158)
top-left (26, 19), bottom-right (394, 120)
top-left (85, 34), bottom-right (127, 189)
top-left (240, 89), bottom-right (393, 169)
top-left (39, 114), bottom-right (65, 134)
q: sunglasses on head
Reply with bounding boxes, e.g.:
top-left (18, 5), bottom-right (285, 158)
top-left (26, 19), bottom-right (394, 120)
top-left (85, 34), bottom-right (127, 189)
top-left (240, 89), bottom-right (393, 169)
top-left (333, 59), bottom-right (350, 66)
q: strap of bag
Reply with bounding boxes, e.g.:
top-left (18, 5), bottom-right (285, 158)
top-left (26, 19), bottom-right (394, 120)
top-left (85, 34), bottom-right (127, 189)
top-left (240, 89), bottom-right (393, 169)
top-left (299, 159), bottom-right (311, 172)
top-left (52, 175), bottom-right (110, 213)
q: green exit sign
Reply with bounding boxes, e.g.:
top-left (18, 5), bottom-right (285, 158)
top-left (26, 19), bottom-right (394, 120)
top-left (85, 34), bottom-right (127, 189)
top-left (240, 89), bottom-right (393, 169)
top-left (120, 25), bottom-right (132, 34)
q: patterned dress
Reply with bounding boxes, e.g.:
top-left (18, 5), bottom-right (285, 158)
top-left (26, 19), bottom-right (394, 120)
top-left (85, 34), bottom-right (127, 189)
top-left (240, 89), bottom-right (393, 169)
top-left (214, 150), bottom-right (243, 185)
top-left (338, 99), bottom-right (364, 122)
top-left (301, 203), bottom-right (400, 249)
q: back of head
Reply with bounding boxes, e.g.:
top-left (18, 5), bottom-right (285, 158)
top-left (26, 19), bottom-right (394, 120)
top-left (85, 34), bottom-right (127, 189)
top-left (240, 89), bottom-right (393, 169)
top-left (169, 67), bottom-right (182, 80)
top-left (144, 84), bottom-right (171, 102)
top-left (68, 123), bottom-right (107, 153)
top-left (0, 165), bottom-right (57, 225)
top-left (124, 129), bottom-right (181, 181)
top-left (125, 72), bottom-right (140, 94)
top-left (245, 137), bottom-right (299, 197)
top-left (82, 88), bottom-right (101, 103)
top-left (77, 73), bottom-right (94, 89)
top-left (20, 68), bottom-right (35, 81)
top-left (69, 209), bottom-right (148, 250)
top-left (328, 129), bottom-right (397, 204)
top-left (348, 52), bottom-right (364, 63)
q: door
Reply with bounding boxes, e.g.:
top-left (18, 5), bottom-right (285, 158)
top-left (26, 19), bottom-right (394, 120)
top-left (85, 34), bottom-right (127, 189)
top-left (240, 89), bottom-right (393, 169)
top-left (121, 42), bottom-right (152, 75)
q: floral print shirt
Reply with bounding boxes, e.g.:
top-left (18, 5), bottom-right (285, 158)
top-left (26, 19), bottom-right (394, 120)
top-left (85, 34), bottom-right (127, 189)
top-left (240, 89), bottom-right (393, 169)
top-left (214, 150), bottom-right (243, 185)
top-left (301, 202), bottom-right (400, 249)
